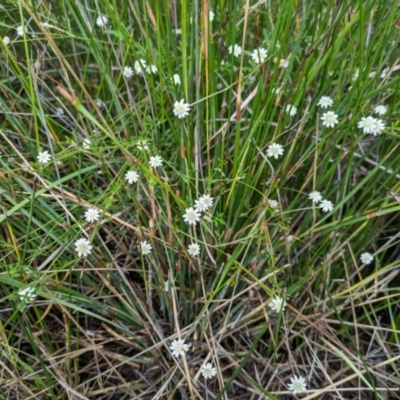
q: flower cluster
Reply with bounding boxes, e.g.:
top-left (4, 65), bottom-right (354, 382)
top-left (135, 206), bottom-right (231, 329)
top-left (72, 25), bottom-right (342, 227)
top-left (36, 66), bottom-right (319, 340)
top-left (308, 191), bottom-right (334, 212)
top-left (183, 194), bottom-right (214, 226)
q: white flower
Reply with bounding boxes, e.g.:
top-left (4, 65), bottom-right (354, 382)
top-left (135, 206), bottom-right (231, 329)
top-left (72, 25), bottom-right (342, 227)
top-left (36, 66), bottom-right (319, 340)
top-left (173, 99), bottom-right (190, 119)
top-left (16, 25), bottom-right (25, 37)
top-left (84, 208), bottom-right (100, 223)
top-left (74, 238), bottom-right (93, 257)
top-left (358, 116), bottom-right (385, 136)
top-left (18, 286), bottom-right (36, 302)
top-left (125, 170), bottom-right (139, 184)
top-left (373, 105), bottom-right (387, 116)
top-left (96, 99), bottom-right (105, 108)
top-left (209, 10), bottom-right (215, 21)
top-left (195, 194), bottom-right (214, 212)
top-left (201, 362), bottom-right (217, 379)
top-left (140, 241), bottom-right (152, 255)
top-left (96, 15), bottom-right (108, 27)
top-left (360, 252), bottom-right (374, 264)
top-left (288, 375), bottom-right (307, 394)
top-left (55, 107), bottom-right (64, 117)
top-left (3, 36), bottom-right (10, 46)
top-left (146, 64), bottom-right (158, 74)
top-left (309, 191), bottom-right (323, 204)
top-left (149, 155), bottom-right (163, 168)
top-left (317, 96), bottom-right (333, 109)
top-left (37, 151), bottom-right (51, 164)
top-left (228, 44), bottom-right (242, 57)
top-left (266, 143), bottom-right (284, 159)
top-left (164, 280), bottom-right (169, 292)
top-left (286, 104), bottom-right (297, 116)
top-left (122, 66), bottom-right (134, 79)
top-left (82, 138), bottom-right (91, 149)
top-left (137, 139), bottom-right (150, 151)
top-left (183, 207), bottom-right (201, 226)
top-left (172, 74), bottom-right (181, 85)
top-left (269, 296), bottom-right (286, 313)
top-left (320, 199), bottom-right (334, 212)
top-left (380, 67), bottom-right (389, 79)
top-left (268, 199), bottom-right (279, 209)
top-left (169, 339), bottom-right (189, 357)
top-left (187, 243), bottom-right (200, 257)
top-left (321, 111), bottom-right (339, 128)
top-left (134, 59), bottom-right (147, 75)
top-left (251, 47), bottom-right (268, 64)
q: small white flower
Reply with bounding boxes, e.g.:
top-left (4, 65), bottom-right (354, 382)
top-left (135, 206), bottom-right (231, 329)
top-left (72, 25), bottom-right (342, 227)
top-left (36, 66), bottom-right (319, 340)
top-left (360, 252), bottom-right (374, 264)
top-left (137, 139), bottom-right (150, 151)
top-left (3, 36), bottom-right (10, 46)
top-left (172, 74), bottom-right (181, 85)
top-left (84, 208), bottom-right (100, 223)
top-left (37, 151), bottom-right (51, 164)
top-left (96, 99), bottom-right (105, 108)
top-left (371, 118), bottom-right (385, 136)
top-left (228, 44), bottom-right (242, 57)
top-left (317, 96), bottom-right (333, 109)
top-left (183, 207), bottom-right (201, 226)
top-left (169, 339), bottom-right (189, 357)
top-left (18, 286), bottom-right (36, 302)
top-left (320, 199), bottom-right (334, 212)
top-left (269, 296), bottom-right (286, 313)
top-left (96, 15), bottom-right (108, 27)
top-left (373, 105), bottom-right (387, 116)
top-left (380, 67), bottom-right (389, 79)
top-left (74, 238), bottom-right (93, 257)
top-left (134, 59), bottom-right (147, 75)
top-left (309, 191), bottom-right (323, 204)
top-left (288, 375), bottom-right (307, 394)
top-left (321, 111), bottom-right (339, 128)
top-left (209, 10), bottom-right (215, 21)
top-left (357, 116), bottom-right (376, 134)
top-left (187, 243), bottom-right (200, 257)
top-left (201, 362), bottom-right (217, 380)
top-left (149, 155), bottom-right (163, 168)
top-left (125, 170), bottom-right (139, 184)
top-left (140, 240), bottom-right (152, 255)
top-left (251, 47), bottom-right (268, 64)
top-left (173, 99), bottom-right (190, 119)
top-left (195, 194), bottom-right (214, 212)
top-left (146, 64), bottom-right (158, 74)
top-left (268, 199), bottom-right (279, 209)
top-left (82, 138), bottom-right (91, 149)
top-left (266, 143), bottom-right (284, 159)
top-left (164, 280), bottom-right (169, 292)
top-left (286, 104), bottom-right (297, 116)
top-left (122, 66), bottom-right (134, 79)
top-left (55, 107), bottom-right (64, 117)
top-left (16, 25), bottom-right (25, 37)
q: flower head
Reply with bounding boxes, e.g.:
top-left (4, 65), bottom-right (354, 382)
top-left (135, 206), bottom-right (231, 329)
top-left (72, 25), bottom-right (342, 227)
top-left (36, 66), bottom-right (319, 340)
top-left (251, 47), bottom-right (268, 64)
top-left (374, 105), bottom-right (387, 116)
top-left (96, 99), bottom-right (105, 108)
top-left (183, 207), bottom-right (201, 226)
top-left (140, 241), bottom-right (152, 255)
top-left (149, 155), bottom-right (163, 168)
top-left (74, 238), bottom-right (93, 257)
top-left (309, 191), bottom-right (323, 204)
top-left (84, 208), bottom-right (100, 223)
top-left (269, 296), bottom-right (286, 313)
top-left (173, 99), bottom-right (190, 119)
top-left (188, 243), bottom-right (200, 257)
top-left (201, 362), bottom-right (217, 379)
top-left (172, 74), bottom-right (181, 85)
top-left (146, 64), bottom-right (158, 74)
top-left (137, 139), bottom-right (150, 151)
top-left (3, 36), bottom-right (10, 46)
top-left (228, 44), bottom-right (242, 57)
top-left (266, 143), bottom-right (284, 159)
top-left (170, 339), bottom-right (189, 357)
top-left (209, 10), bottom-right (215, 21)
top-left (37, 151), bottom-right (51, 164)
top-left (358, 116), bottom-right (385, 135)
top-left (288, 375), bottom-right (307, 394)
top-left (371, 118), bottom-right (385, 136)
top-left (96, 15), bottom-right (108, 27)
top-left (82, 138), bottom-right (91, 150)
top-left (320, 199), bottom-right (334, 212)
top-left (317, 96), bottom-right (333, 109)
top-left (195, 194), bottom-right (214, 212)
top-left (18, 286), bottom-right (36, 302)
top-left (286, 104), bottom-right (297, 116)
top-left (321, 111), bottom-right (339, 128)
top-left (360, 252), bottom-right (374, 264)
top-left (125, 170), bottom-right (139, 184)
top-left (134, 59), bottom-right (147, 75)
top-left (16, 25), bottom-right (25, 37)
top-left (123, 66), bottom-right (134, 79)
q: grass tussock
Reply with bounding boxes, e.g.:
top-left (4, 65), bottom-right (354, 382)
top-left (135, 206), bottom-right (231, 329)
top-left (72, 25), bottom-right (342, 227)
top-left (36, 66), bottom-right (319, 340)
top-left (1, 0), bottom-right (400, 399)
